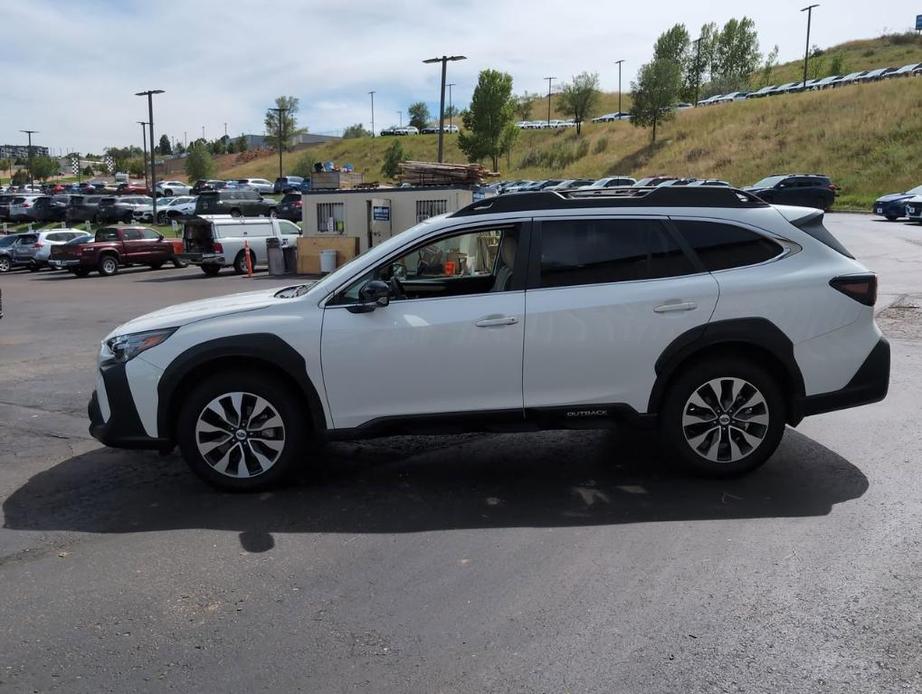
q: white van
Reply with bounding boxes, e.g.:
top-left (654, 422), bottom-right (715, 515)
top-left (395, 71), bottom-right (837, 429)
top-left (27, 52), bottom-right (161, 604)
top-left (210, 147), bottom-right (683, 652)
top-left (180, 214), bottom-right (302, 276)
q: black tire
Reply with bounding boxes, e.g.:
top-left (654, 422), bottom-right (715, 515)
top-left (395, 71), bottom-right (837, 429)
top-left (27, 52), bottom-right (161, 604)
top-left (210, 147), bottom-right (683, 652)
top-left (233, 250), bottom-right (255, 275)
top-left (28, 264), bottom-right (40, 272)
top-left (176, 371), bottom-right (308, 491)
top-left (229, 208), bottom-right (242, 218)
top-left (164, 189), bottom-right (173, 197)
top-left (97, 254), bottom-right (119, 277)
top-left (660, 356), bottom-right (786, 477)
top-left (148, 261), bottom-right (164, 270)
top-left (72, 267), bottom-right (90, 277)
top-left (201, 264), bottom-right (222, 276)
top-left (266, 207), bottom-right (278, 218)
top-left (172, 258), bottom-right (189, 268)
top-left (0, 256), bottom-right (11, 273)
top-left (885, 215), bottom-right (898, 222)
top-left (157, 212), bottom-right (167, 225)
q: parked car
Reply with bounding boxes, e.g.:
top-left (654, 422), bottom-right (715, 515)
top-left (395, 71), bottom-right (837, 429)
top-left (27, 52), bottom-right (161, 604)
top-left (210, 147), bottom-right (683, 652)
top-left (87, 185), bottom-right (889, 491)
top-left (194, 190), bottom-right (277, 218)
top-left (179, 215), bottom-right (302, 275)
top-left (0, 194), bottom-right (16, 221)
top-left (277, 192), bottom-right (303, 222)
top-left (191, 179), bottom-right (227, 195)
top-left (47, 234), bottom-right (100, 270)
top-left (10, 229), bottom-right (91, 270)
top-left (0, 234), bottom-right (24, 272)
top-left (156, 180), bottom-right (192, 197)
top-left (885, 63), bottom-right (920, 78)
top-left (8, 195), bottom-right (42, 222)
top-left (65, 195), bottom-right (104, 224)
top-left (687, 179), bottom-right (731, 187)
top-left (273, 176), bottom-right (305, 194)
top-left (581, 176), bottom-right (637, 190)
top-left (152, 196), bottom-right (197, 224)
top-left (97, 196), bottom-right (154, 223)
top-left (633, 176), bottom-right (678, 187)
top-left (30, 195), bottom-right (70, 223)
top-left (116, 183), bottom-right (150, 196)
top-left (872, 185), bottom-right (922, 221)
top-left (52, 226), bottom-right (185, 277)
top-left (745, 174), bottom-right (837, 211)
top-left (236, 178), bottom-right (275, 194)
top-left (544, 179), bottom-right (596, 191)
top-left (830, 71), bottom-right (867, 87)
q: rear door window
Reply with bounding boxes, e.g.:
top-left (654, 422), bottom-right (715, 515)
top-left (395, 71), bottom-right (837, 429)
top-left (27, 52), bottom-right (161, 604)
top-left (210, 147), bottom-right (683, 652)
top-left (673, 220), bottom-right (783, 271)
top-left (538, 218), bottom-right (696, 288)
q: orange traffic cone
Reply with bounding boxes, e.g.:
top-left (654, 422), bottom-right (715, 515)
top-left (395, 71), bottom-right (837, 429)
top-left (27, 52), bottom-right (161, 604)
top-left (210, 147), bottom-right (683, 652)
top-left (243, 239), bottom-right (254, 277)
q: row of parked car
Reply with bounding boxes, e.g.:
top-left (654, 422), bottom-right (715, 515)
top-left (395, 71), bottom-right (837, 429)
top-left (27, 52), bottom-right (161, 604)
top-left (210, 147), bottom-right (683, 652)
top-left (379, 125), bottom-right (461, 136)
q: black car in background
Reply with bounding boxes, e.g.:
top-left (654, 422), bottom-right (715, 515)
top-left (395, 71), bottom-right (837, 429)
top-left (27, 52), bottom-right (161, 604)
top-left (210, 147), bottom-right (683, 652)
top-left (273, 176), bottom-right (304, 193)
top-left (745, 174), bottom-right (838, 211)
top-left (65, 195), bottom-right (104, 224)
top-left (0, 194), bottom-right (16, 222)
top-left (190, 179), bottom-right (227, 195)
top-left (276, 192), bottom-right (303, 221)
top-left (193, 190), bottom-right (277, 218)
top-left (31, 195), bottom-right (69, 223)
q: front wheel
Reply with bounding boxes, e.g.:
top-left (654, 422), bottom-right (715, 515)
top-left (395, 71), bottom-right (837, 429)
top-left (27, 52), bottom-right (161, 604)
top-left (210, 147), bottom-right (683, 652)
top-left (0, 256), bottom-right (11, 273)
top-left (660, 357), bottom-right (786, 477)
top-left (97, 255), bottom-right (119, 276)
top-left (885, 215), bottom-right (898, 222)
top-left (176, 372), bottom-right (308, 491)
top-left (233, 250), bottom-right (255, 275)
top-left (201, 264), bottom-right (221, 276)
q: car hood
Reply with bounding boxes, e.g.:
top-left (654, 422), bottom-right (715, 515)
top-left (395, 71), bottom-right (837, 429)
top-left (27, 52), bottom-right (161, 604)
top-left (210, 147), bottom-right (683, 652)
top-left (875, 193), bottom-right (912, 204)
top-left (107, 284), bottom-right (316, 338)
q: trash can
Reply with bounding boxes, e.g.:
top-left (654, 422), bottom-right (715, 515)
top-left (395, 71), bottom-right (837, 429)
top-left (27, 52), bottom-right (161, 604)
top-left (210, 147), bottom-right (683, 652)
top-left (266, 237), bottom-right (285, 276)
top-left (283, 246), bottom-right (297, 274)
top-left (320, 249), bottom-right (338, 274)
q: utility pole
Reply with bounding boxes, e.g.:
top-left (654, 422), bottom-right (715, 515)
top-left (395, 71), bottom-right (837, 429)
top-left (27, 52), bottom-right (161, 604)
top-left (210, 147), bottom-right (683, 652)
top-left (423, 55), bottom-right (467, 162)
top-left (544, 76), bottom-right (556, 126)
top-left (614, 61), bottom-right (624, 118)
top-left (134, 89), bottom-right (164, 220)
top-left (268, 107), bottom-right (288, 180)
top-left (224, 122), bottom-right (228, 138)
top-left (20, 130), bottom-right (37, 188)
top-left (801, 4), bottom-right (820, 87)
top-left (369, 91), bottom-right (376, 137)
top-left (692, 39), bottom-right (702, 106)
top-left (397, 111), bottom-right (402, 126)
top-left (446, 83), bottom-right (456, 128)
top-left (137, 121), bottom-right (149, 190)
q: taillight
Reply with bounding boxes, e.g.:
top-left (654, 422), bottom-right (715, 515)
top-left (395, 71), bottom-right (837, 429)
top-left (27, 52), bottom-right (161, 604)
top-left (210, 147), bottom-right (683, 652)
top-left (213, 242), bottom-right (223, 253)
top-left (830, 274), bottom-right (877, 306)
top-left (294, 201), bottom-right (302, 208)
top-left (33, 242), bottom-right (44, 248)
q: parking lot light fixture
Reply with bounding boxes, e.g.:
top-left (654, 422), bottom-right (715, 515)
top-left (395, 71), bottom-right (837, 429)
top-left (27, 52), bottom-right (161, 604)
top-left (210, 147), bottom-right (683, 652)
top-left (397, 111), bottom-right (402, 127)
top-left (369, 91), bottom-right (376, 137)
top-left (447, 83), bottom-right (456, 129)
top-left (544, 77), bottom-right (556, 127)
top-left (268, 107), bottom-right (288, 181)
top-left (135, 89), bottom-right (164, 220)
top-left (614, 61), bottom-right (624, 117)
top-left (137, 121), bottom-right (149, 191)
top-left (801, 4), bottom-right (820, 88)
top-left (423, 55), bottom-right (467, 162)
top-left (20, 130), bottom-right (38, 188)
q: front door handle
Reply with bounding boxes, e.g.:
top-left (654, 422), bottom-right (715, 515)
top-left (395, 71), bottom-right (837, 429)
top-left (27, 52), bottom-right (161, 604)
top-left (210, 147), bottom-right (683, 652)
top-left (475, 316), bottom-right (519, 328)
top-left (653, 301), bottom-right (697, 313)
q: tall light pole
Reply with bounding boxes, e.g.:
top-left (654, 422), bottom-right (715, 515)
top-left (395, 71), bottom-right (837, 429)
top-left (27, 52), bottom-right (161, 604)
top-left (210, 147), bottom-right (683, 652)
top-left (135, 89), bottom-right (163, 220)
top-left (397, 111), bottom-right (402, 126)
top-left (691, 39), bottom-right (702, 106)
top-left (801, 4), bottom-right (820, 87)
top-left (224, 122), bottom-right (228, 138)
top-left (544, 76), bottom-right (556, 126)
top-left (20, 129), bottom-right (38, 188)
top-left (268, 106), bottom-right (288, 180)
top-left (446, 83), bottom-right (456, 128)
top-left (423, 55), bottom-right (467, 162)
top-left (137, 121), bottom-right (149, 190)
top-left (369, 91), bottom-right (376, 137)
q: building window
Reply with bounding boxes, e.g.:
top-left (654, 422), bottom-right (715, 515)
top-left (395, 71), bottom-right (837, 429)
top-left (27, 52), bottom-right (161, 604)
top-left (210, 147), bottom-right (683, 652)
top-left (316, 202), bottom-right (345, 233)
top-left (416, 199), bottom-right (448, 222)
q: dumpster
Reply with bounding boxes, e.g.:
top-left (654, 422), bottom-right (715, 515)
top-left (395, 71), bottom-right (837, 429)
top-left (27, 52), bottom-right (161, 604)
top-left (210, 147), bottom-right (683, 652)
top-left (266, 237), bottom-right (285, 276)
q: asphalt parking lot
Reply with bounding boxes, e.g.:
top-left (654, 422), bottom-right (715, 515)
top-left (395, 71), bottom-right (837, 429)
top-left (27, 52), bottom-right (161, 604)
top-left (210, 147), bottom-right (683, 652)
top-left (1, 214), bottom-right (921, 693)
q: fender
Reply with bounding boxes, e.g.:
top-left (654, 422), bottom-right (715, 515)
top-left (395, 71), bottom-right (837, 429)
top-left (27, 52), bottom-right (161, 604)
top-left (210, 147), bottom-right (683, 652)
top-left (648, 317), bottom-right (806, 422)
top-left (156, 333), bottom-right (326, 439)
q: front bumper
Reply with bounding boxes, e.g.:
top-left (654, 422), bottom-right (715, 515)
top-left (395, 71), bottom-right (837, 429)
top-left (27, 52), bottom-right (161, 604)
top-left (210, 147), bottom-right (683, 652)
top-left (88, 358), bottom-right (171, 450)
top-left (801, 337), bottom-right (890, 417)
top-left (905, 204), bottom-right (922, 221)
top-left (874, 201), bottom-right (907, 218)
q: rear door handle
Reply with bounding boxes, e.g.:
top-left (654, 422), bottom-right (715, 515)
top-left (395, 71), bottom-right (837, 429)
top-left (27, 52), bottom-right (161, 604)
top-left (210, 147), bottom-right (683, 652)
top-left (653, 301), bottom-right (697, 313)
top-left (475, 316), bottom-right (519, 327)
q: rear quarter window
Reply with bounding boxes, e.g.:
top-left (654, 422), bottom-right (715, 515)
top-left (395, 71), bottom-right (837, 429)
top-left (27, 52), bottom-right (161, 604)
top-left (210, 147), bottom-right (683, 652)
top-left (673, 220), bottom-right (784, 271)
top-left (244, 223), bottom-right (273, 237)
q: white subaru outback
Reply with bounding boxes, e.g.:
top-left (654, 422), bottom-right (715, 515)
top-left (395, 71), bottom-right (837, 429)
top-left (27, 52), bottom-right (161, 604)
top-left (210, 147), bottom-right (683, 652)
top-left (89, 187), bottom-right (889, 491)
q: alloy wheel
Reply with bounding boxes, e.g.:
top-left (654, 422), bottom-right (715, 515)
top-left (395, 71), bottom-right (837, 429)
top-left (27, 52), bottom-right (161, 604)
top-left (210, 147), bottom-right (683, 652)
top-left (194, 392), bottom-right (286, 479)
top-left (0, 256), bottom-right (10, 272)
top-left (681, 377), bottom-right (769, 463)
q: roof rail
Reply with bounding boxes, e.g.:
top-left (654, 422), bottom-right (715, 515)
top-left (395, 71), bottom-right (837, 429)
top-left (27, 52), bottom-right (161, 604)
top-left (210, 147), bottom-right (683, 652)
top-left (452, 186), bottom-right (767, 217)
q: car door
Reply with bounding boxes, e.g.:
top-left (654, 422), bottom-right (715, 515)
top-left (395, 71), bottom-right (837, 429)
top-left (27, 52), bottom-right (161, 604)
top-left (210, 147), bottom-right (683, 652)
top-left (121, 228), bottom-right (148, 263)
top-left (522, 216), bottom-right (719, 415)
top-left (320, 223), bottom-right (528, 430)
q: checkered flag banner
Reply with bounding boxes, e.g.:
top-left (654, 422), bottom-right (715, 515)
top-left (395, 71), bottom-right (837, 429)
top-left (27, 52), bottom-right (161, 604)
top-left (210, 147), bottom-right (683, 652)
top-left (104, 155), bottom-right (114, 173)
top-left (71, 156), bottom-right (79, 176)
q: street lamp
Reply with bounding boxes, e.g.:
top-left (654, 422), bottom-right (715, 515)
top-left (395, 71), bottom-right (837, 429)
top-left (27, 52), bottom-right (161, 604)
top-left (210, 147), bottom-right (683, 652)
top-left (135, 89), bottom-right (164, 221)
top-left (369, 91), bottom-right (376, 137)
top-left (423, 55), bottom-right (467, 162)
top-left (544, 77), bottom-right (556, 126)
top-left (801, 4), bottom-right (820, 88)
top-left (614, 61), bottom-right (624, 118)
top-left (268, 106), bottom-right (288, 180)
top-left (137, 121), bottom-right (149, 191)
top-left (19, 129), bottom-right (38, 188)
top-left (446, 83), bottom-right (456, 128)
top-left (397, 111), bottom-right (402, 127)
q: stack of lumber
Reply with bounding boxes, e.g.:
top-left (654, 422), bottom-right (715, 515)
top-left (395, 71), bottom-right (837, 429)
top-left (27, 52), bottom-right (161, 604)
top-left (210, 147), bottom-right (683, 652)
top-left (397, 161), bottom-right (498, 186)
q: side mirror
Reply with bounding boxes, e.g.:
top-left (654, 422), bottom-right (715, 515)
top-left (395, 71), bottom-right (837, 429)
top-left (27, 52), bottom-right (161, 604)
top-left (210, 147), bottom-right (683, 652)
top-left (350, 279), bottom-right (391, 313)
top-left (157, 233), bottom-right (164, 241)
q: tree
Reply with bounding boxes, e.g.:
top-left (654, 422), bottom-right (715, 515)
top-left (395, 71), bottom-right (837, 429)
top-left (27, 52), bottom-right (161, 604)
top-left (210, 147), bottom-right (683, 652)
top-left (444, 105), bottom-right (460, 120)
top-left (757, 45), bottom-right (780, 88)
top-left (82, 165), bottom-right (94, 177)
top-left (234, 135), bottom-right (248, 153)
top-left (127, 157), bottom-right (146, 177)
top-left (264, 96), bottom-right (305, 152)
top-left (158, 134), bottom-right (172, 156)
top-left (184, 143), bottom-right (216, 181)
top-left (342, 123), bottom-right (372, 139)
top-left (631, 59), bottom-right (681, 143)
top-left (458, 69), bottom-right (516, 171)
top-left (408, 101), bottom-right (430, 130)
top-left (381, 140), bottom-right (405, 179)
top-left (711, 17), bottom-right (761, 92)
top-left (558, 72), bottom-right (600, 135)
top-left (513, 93), bottom-right (533, 121)
top-left (12, 169), bottom-right (29, 186)
top-left (31, 155), bottom-right (59, 181)
top-left (829, 53), bottom-right (846, 77)
top-left (654, 23), bottom-right (691, 65)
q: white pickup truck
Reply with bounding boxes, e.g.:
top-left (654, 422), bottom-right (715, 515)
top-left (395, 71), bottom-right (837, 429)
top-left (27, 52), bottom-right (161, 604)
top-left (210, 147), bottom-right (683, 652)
top-left (180, 214), bottom-right (302, 276)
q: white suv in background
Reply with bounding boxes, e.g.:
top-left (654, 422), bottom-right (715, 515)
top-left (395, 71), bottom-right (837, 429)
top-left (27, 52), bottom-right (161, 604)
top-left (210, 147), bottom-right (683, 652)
top-left (89, 187), bottom-right (889, 491)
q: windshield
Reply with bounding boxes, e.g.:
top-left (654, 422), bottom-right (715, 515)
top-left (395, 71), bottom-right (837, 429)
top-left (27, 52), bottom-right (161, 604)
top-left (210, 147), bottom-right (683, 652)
top-left (751, 175), bottom-right (787, 189)
top-left (905, 185), bottom-right (922, 196)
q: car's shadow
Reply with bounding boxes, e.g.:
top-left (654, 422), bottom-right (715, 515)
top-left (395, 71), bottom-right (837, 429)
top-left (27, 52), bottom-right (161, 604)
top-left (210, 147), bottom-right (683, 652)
top-left (3, 429), bottom-right (867, 552)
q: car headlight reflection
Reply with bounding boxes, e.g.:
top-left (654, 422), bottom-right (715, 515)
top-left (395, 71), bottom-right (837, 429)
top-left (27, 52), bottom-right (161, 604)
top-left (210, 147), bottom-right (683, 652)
top-left (104, 328), bottom-right (177, 363)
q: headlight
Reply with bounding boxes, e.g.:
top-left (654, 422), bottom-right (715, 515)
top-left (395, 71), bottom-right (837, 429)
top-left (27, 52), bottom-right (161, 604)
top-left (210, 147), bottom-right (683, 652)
top-left (105, 328), bottom-right (177, 363)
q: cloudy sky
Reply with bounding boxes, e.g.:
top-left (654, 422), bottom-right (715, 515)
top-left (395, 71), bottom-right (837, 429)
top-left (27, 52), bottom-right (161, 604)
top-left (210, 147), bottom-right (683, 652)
top-left (2, 0), bottom-right (919, 154)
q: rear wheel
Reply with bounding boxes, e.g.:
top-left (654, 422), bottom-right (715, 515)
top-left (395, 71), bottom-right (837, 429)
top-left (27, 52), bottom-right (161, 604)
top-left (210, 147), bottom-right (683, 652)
top-left (176, 371), bottom-right (307, 491)
top-left (148, 261), bottom-right (164, 270)
top-left (28, 264), bottom-right (40, 272)
top-left (71, 267), bottom-right (90, 277)
top-left (660, 357), bottom-right (786, 477)
top-left (0, 256), bottom-right (11, 273)
top-left (230, 208), bottom-right (242, 218)
top-left (233, 250), bottom-right (255, 275)
top-left (98, 255), bottom-right (119, 276)
top-left (172, 258), bottom-right (189, 268)
top-left (201, 264), bottom-right (221, 276)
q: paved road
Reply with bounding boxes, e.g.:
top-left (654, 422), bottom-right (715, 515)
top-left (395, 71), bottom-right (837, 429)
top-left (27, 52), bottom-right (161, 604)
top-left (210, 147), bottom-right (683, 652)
top-left (1, 215), bottom-right (920, 693)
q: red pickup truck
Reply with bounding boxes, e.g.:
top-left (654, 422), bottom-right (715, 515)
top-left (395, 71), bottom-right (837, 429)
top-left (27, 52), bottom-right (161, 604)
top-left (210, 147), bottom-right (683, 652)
top-left (50, 226), bottom-right (186, 277)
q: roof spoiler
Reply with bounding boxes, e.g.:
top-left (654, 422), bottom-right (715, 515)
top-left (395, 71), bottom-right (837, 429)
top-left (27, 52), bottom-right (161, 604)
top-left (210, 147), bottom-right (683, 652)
top-left (774, 205), bottom-right (823, 229)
